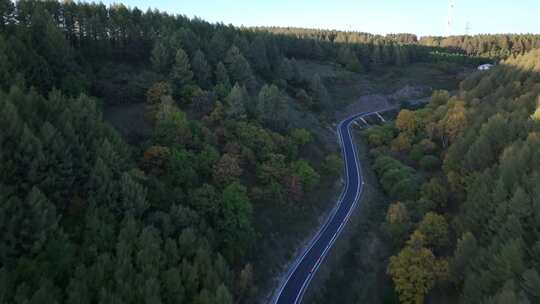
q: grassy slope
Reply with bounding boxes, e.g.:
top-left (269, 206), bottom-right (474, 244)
top-left (297, 60), bottom-right (466, 108)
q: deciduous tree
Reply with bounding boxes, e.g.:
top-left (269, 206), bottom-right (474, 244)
top-left (387, 232), bottom-right (448, 304)
top-left (417, 212), bottom-right (449, 250)
top-left (213, 153), bottom-right (242, 186)
top-left (322, 154), bottom-right (343, 177)
top-left (293, 159), bottom-right (320, 191)
top-left (395, 110), bottom-right (418, 134)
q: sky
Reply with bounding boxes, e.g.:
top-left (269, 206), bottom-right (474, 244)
top-left (96, 0), bottom-right (540, 37)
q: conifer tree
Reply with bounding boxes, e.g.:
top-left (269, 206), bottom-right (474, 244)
top-left (371, 43), bottom-right (383, 64)
top-left (16, 125), bottom-right (45, 188)
top-left (256, 84), bottom-right (287, 130)
top-left (66, 265), bottom-right (91, 304)
top-left (151, 39), bottom-right (171, 73)
top-left (208, 31), bottom-right (228, 64)
top-left (309, 74), bottom-right (329, 111)
top-left (226, 83), bottom-right (249, 119)
top-left (522, 269), bottom-right (540, 302)
top-left (192, 49), bottom-right (211, 88)
top-left (290, 58), bottom-right (302, 83)
top-left (394, 44), bottom-right (404, 66)
top-left (19, 187), bottom-right (58, 254)
top-left (170, 48), bottom-right (193, 91)
top-left (224, 46), bottom-right (255, 90)
top-left (338, 46), bottom-right (361, 72)
top-left (219, 182), bottom-right (253, 260)
top-left (450, 232), bottom-right (477, 284)
top-left (0, 36), bottom-right (11, 88)
top-left (249, 36), bottom-right (270, 76)
top-left (215, 61), bottom-right (231, 98)
top-left (278, 57), bottom-right (293, 83)
top-left (120, 173), bottom-right (148, 218)
top-left (215, 284), bottom-right (233, 304)
top-left (162, 267), bottom-right (185, 303)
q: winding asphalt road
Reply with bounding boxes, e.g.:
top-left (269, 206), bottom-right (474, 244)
top-left (274, 110), bottom-right (384, 304)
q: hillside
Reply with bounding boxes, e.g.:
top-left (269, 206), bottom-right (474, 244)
top-left (316, 48), bottom-right (540, 303)
top-left (0, 1), bottom-right (438, 303)
top-left (1, 1), bottom-right (539, 304)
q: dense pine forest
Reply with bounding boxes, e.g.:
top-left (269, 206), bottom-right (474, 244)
top-left (1, 0), bottom-right (540, 304)
top-left (420, 34), bottom-right (540, 59)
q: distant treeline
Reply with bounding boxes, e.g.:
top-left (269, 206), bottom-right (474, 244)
top-left (0, 0), bottom-right (436, 98)
top-left (420, 34), bottom-right (540, 59)
top-left (261, 27), bottom-right (540, 62)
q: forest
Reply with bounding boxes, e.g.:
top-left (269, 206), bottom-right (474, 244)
top-left (1, 0), bottom-right (539, 303)
top-left (361, 48), bottom-right (540, 303)
top-left (420, 34), bottom-right (540, 59)
top-left (0, 1), bottom-right (422, 302)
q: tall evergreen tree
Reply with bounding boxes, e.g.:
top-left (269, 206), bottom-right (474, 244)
top-left (214, 61), bottom-right (231, 98)
top-left (522, 269), bottom-right (540, 302)
top-left (219, 182), bottom-right (254, 260)
top-left (309, 74), bottom-right (329, 111)
top-left (249, 36), bottom-right (270, 77)
top-left (215, 62), bottom-right (230, 88)
top-left (0, 36), bottom-right (11, 89)
top-left (371, 42), bottom-right (383, 65)
top-left (170, 48), bottom-right (193, 93)
top-left (256, 84), bottom-right (287, 130)
top-left (278, 57), bottom-right (293, 83)
top-left (224, 46), bottom-right (255, 90)
top-left (338, 46), bottom-right (362, 72)
top-left (119, 173), bottom-right (148, 218)
top-left (12, 187), bottom-right (58, 256)
top-left (208, 31), bottom-right (228, 64)
top-left (191, 49), bottom-right (211, 88)
top-left (215, 284), bottom-right (233, 304)
top-left (225, 83), bottom-right (249, 119)
top-left (394, 44), bottom-right (404, 66)
top-left (151, 39), bottom-right (171, 73)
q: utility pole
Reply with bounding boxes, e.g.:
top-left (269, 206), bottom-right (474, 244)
top-left (447, 0), bottom-right (455, 36)
top-left (465, 21), bottom-right (471, 36)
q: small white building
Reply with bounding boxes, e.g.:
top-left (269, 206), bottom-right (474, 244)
top-left (478, 63), bottom-right (494, 71)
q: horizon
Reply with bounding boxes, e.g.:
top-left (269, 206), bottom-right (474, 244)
top-left (92, 0), bottom-right (540, 37)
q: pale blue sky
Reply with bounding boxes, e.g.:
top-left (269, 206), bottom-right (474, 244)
top-left (98, 0), bottom-right (540, 37)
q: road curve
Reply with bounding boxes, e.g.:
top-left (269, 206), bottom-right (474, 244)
top-left (274, 111), bottom-right (381, 304)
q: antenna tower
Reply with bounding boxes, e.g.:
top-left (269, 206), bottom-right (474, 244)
top-left (447, 0), bottom-right (455, 35)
